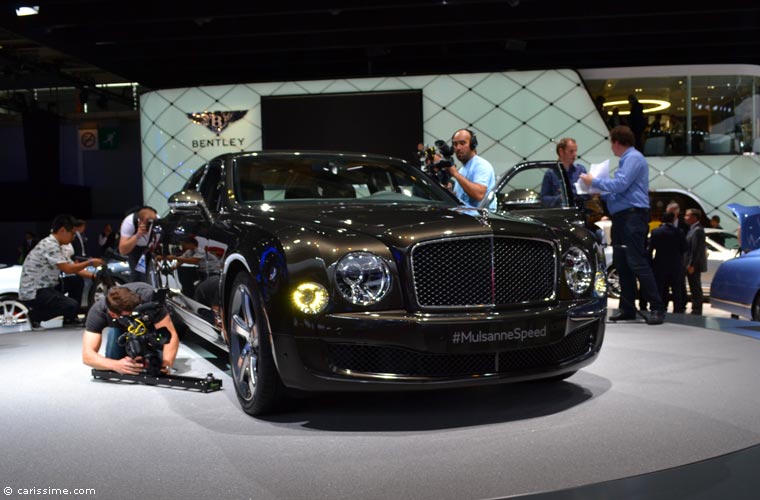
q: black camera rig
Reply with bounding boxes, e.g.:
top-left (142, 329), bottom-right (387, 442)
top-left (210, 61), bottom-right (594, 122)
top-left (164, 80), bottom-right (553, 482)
top-left (91, 369), bottom-right (222, 393)
top-left (422, 139), bottom-right (455, 187)
top-left (90, 287), bottom-right (222, 392)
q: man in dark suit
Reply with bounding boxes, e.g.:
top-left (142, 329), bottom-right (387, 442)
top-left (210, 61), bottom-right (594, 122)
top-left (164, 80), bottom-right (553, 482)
top-left (649, 211), bottom-right (687, 313)
top-left (71, 219), bottom-right (88, 258)
top-left (666, 202), bottom-right (689, 312)
top-left (684, 208), bottom-right (707, 315)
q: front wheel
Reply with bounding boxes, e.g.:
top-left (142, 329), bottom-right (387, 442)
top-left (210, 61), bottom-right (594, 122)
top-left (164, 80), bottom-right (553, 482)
top-left (227, 272), bottom-right (285, 416)
top-left (607, 266), bottom-right (620, 299)
top-left (0, 295), bottom-right (30, 328)
top-left (752, 292), bottom-right (760, 322)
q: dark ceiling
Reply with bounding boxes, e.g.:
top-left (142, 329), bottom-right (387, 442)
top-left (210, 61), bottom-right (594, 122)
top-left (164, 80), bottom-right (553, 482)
top-left (1, 1), bottom-right (759, 95)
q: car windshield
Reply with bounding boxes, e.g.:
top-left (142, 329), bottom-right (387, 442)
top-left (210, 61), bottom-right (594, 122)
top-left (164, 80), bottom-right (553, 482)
top-left (233, 155), bottom-right (457, 205)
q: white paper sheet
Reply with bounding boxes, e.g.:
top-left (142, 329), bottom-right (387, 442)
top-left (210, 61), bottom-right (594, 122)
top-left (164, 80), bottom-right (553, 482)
top-left (575, 159), bottom-right (610, 195)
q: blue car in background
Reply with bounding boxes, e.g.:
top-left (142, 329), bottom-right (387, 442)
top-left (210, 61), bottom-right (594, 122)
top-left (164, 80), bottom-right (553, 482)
top-left (710, 204), bottom-right (760, 321)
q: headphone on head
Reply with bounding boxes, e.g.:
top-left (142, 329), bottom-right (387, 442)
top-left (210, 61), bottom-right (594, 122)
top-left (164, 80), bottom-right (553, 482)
top-left (453, 129), bottom-right (478, 151)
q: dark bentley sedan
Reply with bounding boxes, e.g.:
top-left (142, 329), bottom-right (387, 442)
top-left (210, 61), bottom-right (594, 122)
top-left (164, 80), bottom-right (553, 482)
top-left (160, 151), bottom-right (607, 416)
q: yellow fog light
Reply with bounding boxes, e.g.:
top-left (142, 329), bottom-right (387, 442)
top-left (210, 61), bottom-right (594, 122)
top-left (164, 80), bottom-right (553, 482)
top-left (595, 270), bottom-right (607, 296)
top-left (292, 282), bottom-right (329, 314)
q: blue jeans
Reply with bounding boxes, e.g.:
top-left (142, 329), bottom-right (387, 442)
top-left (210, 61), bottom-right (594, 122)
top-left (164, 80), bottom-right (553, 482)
top-left (104, 327), bottom-right (126, 359)
top-left (611, 209), bottom-right (664, 314)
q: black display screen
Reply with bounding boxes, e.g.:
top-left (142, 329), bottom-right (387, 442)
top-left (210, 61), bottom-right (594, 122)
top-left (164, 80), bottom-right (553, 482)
top-left (261, 90), bottom-right (422, 165)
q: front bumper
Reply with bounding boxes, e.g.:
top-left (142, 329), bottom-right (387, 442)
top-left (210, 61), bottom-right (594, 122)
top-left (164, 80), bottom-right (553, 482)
top-left (270, 298), bottom-right (606, 391)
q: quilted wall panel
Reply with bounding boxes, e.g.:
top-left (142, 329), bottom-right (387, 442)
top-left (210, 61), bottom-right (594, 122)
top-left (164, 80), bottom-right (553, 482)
top-left (140, 69), bottom-right (759, 232)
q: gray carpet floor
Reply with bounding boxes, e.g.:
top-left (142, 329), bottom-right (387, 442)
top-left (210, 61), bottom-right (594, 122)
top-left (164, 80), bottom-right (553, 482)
top-left (1, 320), bottom-right (760, 500)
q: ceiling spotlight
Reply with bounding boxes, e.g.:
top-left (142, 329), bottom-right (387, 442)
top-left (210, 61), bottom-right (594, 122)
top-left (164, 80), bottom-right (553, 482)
top-left (15, 6), bottom-right (39, 16)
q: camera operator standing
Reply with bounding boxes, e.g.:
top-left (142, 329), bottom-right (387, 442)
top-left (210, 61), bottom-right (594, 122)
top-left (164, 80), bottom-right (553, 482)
top-left (118, 206), bottom-right (158, 283)
top-left (82, 283), bottom-right (180, 375)
top-left (447, 129), bottom-right (496, 210)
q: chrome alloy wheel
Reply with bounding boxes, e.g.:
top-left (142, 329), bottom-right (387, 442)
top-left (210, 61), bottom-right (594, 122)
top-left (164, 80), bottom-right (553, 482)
top-left (607, 266), bottom-right (621, 299)
top-left (229, 283), bottom-right (260, 401)
top-left (0, 298), bottom-right (29, 327)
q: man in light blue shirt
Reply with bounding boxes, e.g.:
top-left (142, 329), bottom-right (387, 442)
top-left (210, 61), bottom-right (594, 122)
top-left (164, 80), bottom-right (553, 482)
top-left (580, 125), bottom-right (664, 325)
top-left (447, 129), bottom-right (496, 210)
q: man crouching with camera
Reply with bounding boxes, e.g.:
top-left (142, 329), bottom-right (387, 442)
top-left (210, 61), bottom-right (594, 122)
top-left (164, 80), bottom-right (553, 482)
top-left (82, 283), bottom-right (179, 375)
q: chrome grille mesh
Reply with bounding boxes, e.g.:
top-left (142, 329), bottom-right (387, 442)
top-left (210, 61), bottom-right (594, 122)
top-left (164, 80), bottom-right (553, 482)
top-left (411, 236), bottom-right (556, 308)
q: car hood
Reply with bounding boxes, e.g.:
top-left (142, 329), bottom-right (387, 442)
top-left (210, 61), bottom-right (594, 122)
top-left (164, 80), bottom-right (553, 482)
top-left (249, 202), bottom-right (557, 243)
top-left (727, 203), bottom-right (760, 251)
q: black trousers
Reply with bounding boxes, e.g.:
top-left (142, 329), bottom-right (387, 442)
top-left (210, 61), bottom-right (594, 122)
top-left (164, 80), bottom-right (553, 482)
top-left (21, 287), bottom-right (78, 323)
top-left (612, 208), bottom-right (664, 314)
top-left (57, 275), bottom-right (85, 311)
top-left (654, 267), bottom-right (685, 313)
top-left (686, 270), bottom-right (704, 314)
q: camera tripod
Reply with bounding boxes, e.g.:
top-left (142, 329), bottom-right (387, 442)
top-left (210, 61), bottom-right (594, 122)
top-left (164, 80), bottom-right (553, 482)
top-left (91, 369), bottom-right (223, 393)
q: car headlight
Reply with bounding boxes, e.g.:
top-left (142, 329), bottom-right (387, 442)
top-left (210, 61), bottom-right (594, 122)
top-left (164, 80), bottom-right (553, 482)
top-left (563, 246), bottom-right (593, 296)
top-left (335, 251), bottom-right (391, 305)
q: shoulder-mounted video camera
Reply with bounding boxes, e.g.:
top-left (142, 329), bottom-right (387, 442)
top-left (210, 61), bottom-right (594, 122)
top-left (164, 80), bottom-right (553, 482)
top-left (113, 289), bottom-right (170, 376)
top-left (422, 139), bottom-right (455, 187)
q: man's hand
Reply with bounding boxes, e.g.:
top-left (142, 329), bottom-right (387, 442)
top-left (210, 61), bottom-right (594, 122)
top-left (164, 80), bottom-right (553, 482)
top-left (579, 173), bottom-right (594, 186)
top-left (89, 258), bottom-right (105, 267)
top-left (114, 356), bottom-right (144, 375)
top-left (136, 221), bottom-right (150, 236)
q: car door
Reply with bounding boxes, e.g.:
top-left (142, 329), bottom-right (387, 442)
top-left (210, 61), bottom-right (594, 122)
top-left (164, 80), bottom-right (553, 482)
top-left (480, 161), bottom-right (596, 230)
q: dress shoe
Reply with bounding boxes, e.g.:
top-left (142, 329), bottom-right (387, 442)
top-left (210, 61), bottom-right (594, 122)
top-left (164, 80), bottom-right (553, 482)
top-left (646, 310), bottom-right (665, 325)
top-left (62, 317), bottom-right (84, 327)
top-left (609, 311), bottom-right (637, 322)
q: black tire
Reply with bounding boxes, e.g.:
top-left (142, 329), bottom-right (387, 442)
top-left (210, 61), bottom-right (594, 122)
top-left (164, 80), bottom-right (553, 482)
top-left (607, 266), bottom-right (620, 299)
top-left (227, 272), bottom-right (285, 416)
top-left (752, 293), bottom-right (760, 322)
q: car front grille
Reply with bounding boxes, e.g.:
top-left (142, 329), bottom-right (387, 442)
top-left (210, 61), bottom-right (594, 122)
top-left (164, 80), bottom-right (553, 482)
top-left (326, 323), bottom-right (598, 378)
top-left (410, 236), bottom-right (556, 308)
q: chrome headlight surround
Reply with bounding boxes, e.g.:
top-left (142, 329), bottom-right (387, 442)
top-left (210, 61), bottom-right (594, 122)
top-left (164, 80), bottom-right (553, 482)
top-left (335, 251), bottom-right (391, 305)
top-left (563, 246), bottom-right (593, 297)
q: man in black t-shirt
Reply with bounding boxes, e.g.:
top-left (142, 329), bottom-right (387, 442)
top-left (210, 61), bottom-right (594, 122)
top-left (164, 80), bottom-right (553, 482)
top-left (82, 282), bottom-right (179, 375)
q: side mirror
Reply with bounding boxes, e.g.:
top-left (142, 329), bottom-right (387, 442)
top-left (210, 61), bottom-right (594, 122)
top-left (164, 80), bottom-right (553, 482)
top-left (168, 190), bottom-right (214, 222)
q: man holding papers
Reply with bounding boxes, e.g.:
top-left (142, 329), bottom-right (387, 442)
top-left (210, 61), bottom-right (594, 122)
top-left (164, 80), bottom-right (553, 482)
top-left (580, 125), bottom-right (665, 325)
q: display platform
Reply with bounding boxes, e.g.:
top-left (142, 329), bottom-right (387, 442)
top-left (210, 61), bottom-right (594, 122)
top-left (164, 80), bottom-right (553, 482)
top-left (1, 317), bottom-right (759, 500)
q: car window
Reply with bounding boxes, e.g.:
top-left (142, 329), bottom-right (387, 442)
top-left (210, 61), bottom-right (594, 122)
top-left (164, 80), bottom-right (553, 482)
top-left (185, 162), bottom-right (208, 191)
top-left (491, 163), bottom-right (569, 212)
top-left (197, 160), bottom-right (223, 210)
top-left (233, 156), bottom-right (455, 205)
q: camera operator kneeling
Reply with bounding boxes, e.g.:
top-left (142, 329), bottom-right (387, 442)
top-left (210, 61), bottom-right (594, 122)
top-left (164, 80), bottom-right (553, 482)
top-left (82, 283), bottom-right (179, 375)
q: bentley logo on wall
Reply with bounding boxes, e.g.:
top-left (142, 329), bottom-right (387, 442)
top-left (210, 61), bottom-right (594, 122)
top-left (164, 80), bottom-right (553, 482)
top-left (187, 110), bottom-right (248, 135)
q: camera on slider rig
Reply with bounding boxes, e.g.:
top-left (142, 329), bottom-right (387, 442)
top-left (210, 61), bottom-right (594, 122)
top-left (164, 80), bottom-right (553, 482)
top-left (112, 290), bottom-right (170, 377)
top-left (422, 139), bottom-right (455, 187)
